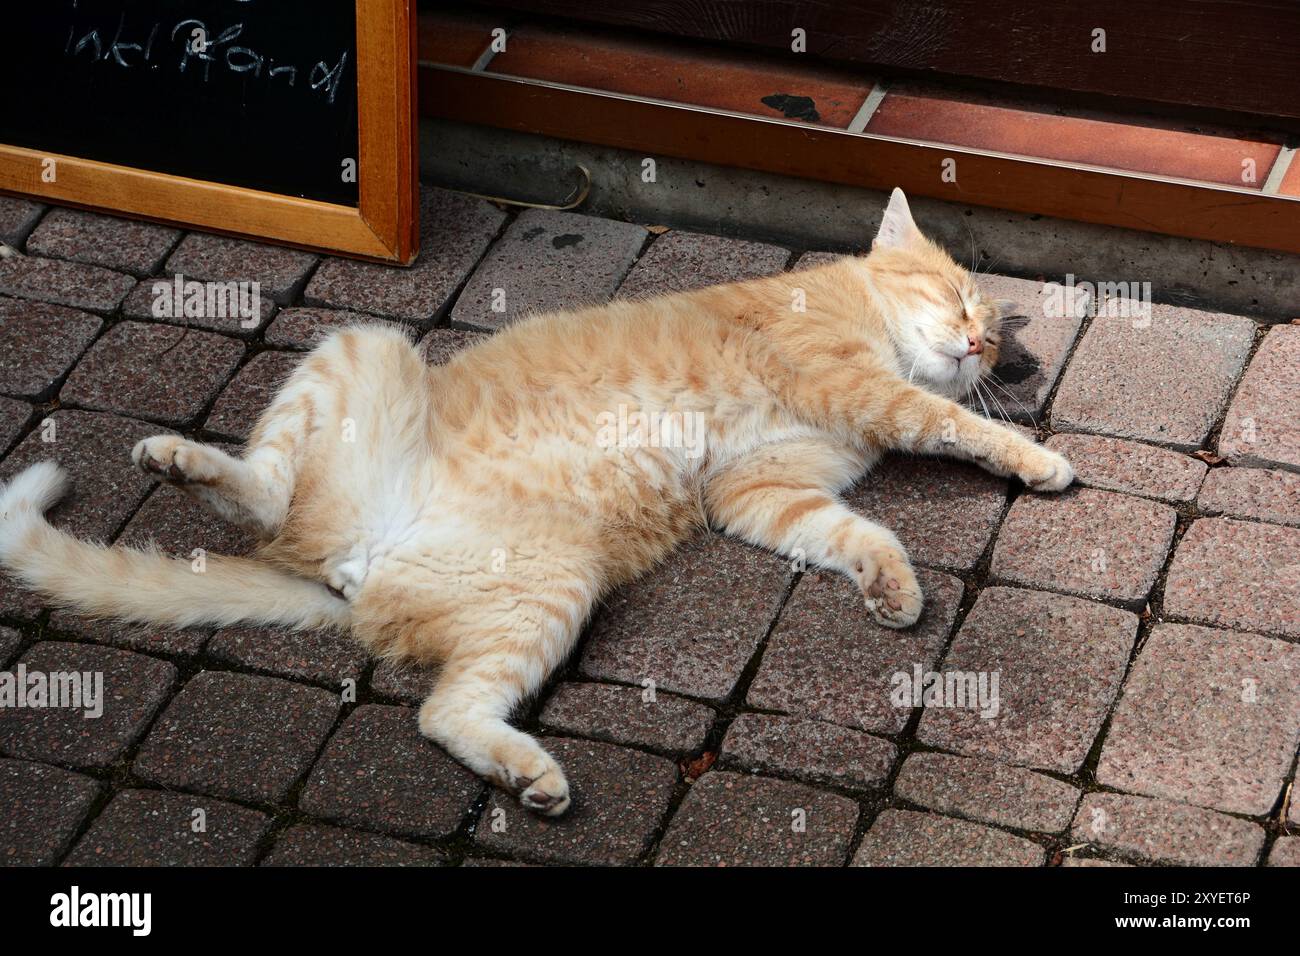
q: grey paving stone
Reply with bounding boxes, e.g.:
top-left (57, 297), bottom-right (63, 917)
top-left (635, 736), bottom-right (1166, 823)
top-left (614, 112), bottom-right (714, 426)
top-left (418, 326), bottom-right (489, 365)
top-left (262, 823), bottom-right (446, 867)
top-left (1096, 624), bottom-right (1300, 815)
top-left (62, 322), bottom-right (243, 425)
top-left (0, 757), bottom-right (102, 866)
top-left (476, 737), bottom-right (678, 866)
top-left (1268, 837), bottom-right (1300, 867)
top-left (0, 627), bottom-right (21, 668)
top-left (845, 456), bottom-right (1008, 574)
top-left (1164, 517), bottom-right (1300, 639)
top-left (746, 568), bottom-right (964, 733)
top-left (0, 396), bottom-right (29, 453)
top-left (134, 671), bottom-right (340, 804)
top-left (894, 751), bottom-right (1081, 833)
top-left (264, 307), bottom-right (394, 349)
top-left (0, 197), bottom-right (45, 247)
top-left (299, 704), bottom-right (481, 839)
top-left (579, 534), bottom-right (790, 703)
top-left (64, 789), bottom-right (270, 866)
top-left (1218, 326), bottom-right (1300, 472)
top-left (206, 625), bottom-right (369, 688)
top-left (47, 611), bottom-right (210, 660)
top-left (0, 254), bottom-right (135, 312)
top-left (720, 713), bottom-right (897, 789)
top-left (368, 659), bottom-right (439, 706)
top-left (0, 297), bottom-right (100, 399)
top-left (165, 233), bottom-right (317, 304)
top-left (539, 681), bottom-right (714, 756)
top-left (853, 809), bottom-right (1045, 866)
top-left (204, 350), bottom-right (301, 440)
top-left (1045, 433), bottom-right (1207, 504)
top-left (918, 587), bottom-right (1137, 773)
top-left (0, 410), bottom-right (160, 541)
top-left (1051, 304), bottom-right (1255, 450)
top-left (972, 273), bottom-right (1087, 424)
top-left (120, 273), bottom-right (277, 335)
top-left (616, 230), bottom-right (789, 299)
top-left (306, 187), bottom-right (506, 325)
top-left (990, 487), bottom-right (1177, 609)
top-left (656, 771), bottom-right (858, 867)
top-left (1197, 467), bottom-right (1300, 527)
top-left (116, 480), bottom-right (259, 558)
top-left (451, 208), bottom-right (646, 331)
top-left (0, 642), bottom-right (175, 770)
top-left (27, 208), bottom-right (180, 276)
top-left (1071, 792), bottom-right (1264, 866)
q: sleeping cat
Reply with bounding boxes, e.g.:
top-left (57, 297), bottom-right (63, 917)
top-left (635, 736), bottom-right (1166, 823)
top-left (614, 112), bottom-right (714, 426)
top-left (0, 189), bottom-right (1072, 815)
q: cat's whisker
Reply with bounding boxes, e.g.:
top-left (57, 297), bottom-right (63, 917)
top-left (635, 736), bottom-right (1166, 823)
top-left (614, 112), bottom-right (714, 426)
top-left (984, 371), bottom-right (1037, 424)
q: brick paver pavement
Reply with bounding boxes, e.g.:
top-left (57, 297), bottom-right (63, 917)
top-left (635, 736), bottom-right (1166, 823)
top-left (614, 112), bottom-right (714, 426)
top-left (0, 201), bottom-right (1294, 867)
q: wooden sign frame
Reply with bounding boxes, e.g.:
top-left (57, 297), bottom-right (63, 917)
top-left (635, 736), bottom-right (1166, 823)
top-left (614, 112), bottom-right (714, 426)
top-left (0, 0), bottom-right (419, 264)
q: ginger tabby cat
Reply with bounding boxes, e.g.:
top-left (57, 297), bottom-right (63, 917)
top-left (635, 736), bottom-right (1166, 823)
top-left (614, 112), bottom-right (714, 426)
top-left (0, 189), bottom-right (1072, 815)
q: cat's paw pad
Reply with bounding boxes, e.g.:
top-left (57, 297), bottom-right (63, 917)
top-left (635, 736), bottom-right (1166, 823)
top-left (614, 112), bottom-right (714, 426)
top-left (1017, 447), bottom-right (1074, 492)
top-left (519, 769), bottom-right (571, 817)
top-left (860, 551), bottom-right (923, 629)
top-left (131, 436), bottom-right (213, 484)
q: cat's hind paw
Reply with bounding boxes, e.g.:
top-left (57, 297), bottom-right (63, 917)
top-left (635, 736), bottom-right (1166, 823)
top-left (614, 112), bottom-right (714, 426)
top-left (860, 549), bottom-right (924, 629)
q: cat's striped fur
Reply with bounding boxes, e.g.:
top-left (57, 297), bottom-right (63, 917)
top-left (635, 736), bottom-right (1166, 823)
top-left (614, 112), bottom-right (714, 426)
top-left (0, 190), bottom-right (1072, 815)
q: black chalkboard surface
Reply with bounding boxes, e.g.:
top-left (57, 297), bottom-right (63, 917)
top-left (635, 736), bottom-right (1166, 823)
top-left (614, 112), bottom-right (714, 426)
top-left (0, 0), bottom-right (360, 206)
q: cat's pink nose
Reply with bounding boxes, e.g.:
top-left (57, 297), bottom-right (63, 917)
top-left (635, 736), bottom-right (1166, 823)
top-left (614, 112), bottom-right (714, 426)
top-left (967, 335), bottom-right (984, 356)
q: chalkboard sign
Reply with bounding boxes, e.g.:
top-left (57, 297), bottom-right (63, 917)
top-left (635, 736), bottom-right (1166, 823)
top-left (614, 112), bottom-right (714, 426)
top-left (0, 0), bottom-right (417, 263)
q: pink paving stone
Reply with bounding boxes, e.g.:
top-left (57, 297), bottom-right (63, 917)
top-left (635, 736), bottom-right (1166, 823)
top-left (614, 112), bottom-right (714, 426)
top-left (0, 758), bottom-right (102, 866)
top-left (165, 232), bottom-right (317, 304)
top-left (1197, 467), bottom-right (1300, 527)
top-left (61, 322), bottom-right (244, 425)
top-left (1051, 305), bottom-right (1256, 450)
top-left (476, 737), bottom-right (679, 866)
top-left (1060, 857), bottom-right (1134, 867)
top-left (746, 568), bottom-right (964, 734)
top-left (26, 208), bottom-right (180, 277)
top-left (262, 823), bottom-right (446, 867)
top-left (1164, 517), bottom-right (1300, 639)
top-left (918, 587), bottom-right (1138, 773)
top-left (204, 350), bottom-right (301, 439)
top-left (0, 197), bottom-right (44, 246)
top-left (0, 297), bottom-right (100, 399)
top-left (539, 681), bottom-right (715, 756)
top-left (615, 230), bottom-right (789, 299)
top-left (1218, 325), bottom-right (1300, 472)
top-left (853, 809), bottom-right (1045, 866)
top-left (0, 253), bottom-right (135, 312)
top-left (47, 611), bottom-right (210, 660)
top-left (264, 307), bottom-right (398, 349)
top-left (418, 326), bottom-right (489, 365)
top-left (719, 713), bottom-right (897, 789)
top-left (1269, 838), bottom-right (1300, 867)
top-left (578, 534), bottom-right (791, 703)
top-left (0, 627), bottom-right (20, 668)
top-left (1071, 792), bottom-right (1264, 866)
top-left (1096, 624), bottom-right (1300, 816)
top-left (967, 273), bottom-right (1087, 425)
top-left (0, 410), bottom-right (159, 540)
top-left (1045, 433), bottom-right (1207, 504)
top-left (206, 625), bottom-right (370, 688)
top-left (0, 397), bottom-right (29, 453)
top-left (656, 771), bottom-right (859, 867)
top-left (844, 456), bottom-right (1008, 574)
top-left (305, 187), bottom-right (507, 325)
top-left (119, 273), bottom-right (277, 335)
top-left (117, 480), bottom-right (259, 558)
top-left (893, 751), bottom-right (1081, 833)
top-left (369, 658), bottom-right (440, 706)
top-left (990, 487), bottom-right (1177, 609)
top-left (450, 208), bottom-right (647, 331)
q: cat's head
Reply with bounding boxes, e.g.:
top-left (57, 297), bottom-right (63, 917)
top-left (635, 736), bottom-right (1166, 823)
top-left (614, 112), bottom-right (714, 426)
top-left (866, 188), bottom-right (1014, 399)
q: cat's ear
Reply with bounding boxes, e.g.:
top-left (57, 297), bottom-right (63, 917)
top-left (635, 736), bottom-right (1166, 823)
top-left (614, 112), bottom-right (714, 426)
top-left (873, 188), bottom-right (921, 251)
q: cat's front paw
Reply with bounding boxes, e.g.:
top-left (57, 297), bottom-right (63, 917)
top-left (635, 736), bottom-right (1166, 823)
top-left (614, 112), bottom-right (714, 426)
top-left (132, 435), bottom-right (215, 484)
top-left (1016, 446), bottom-right (1074, 492)
top-left (859, 549), bottom-right (924, 629)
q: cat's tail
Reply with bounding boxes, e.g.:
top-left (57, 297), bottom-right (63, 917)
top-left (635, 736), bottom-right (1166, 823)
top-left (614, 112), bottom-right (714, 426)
top-left (0, 462), bottom-right (348, 631)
